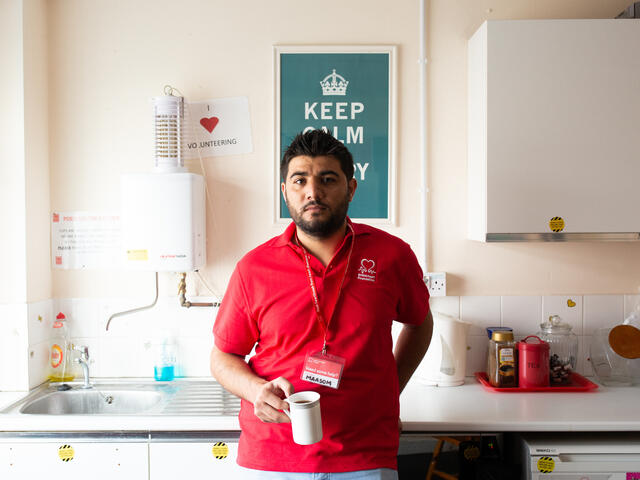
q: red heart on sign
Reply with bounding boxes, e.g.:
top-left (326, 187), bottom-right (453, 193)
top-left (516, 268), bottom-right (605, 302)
top-left (200, 117), bottom-right (219, 133)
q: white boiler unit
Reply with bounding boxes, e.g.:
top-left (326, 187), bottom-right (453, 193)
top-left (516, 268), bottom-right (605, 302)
top-left (121, 172), bottom-right (205, 272)
top-left (121, 93), bottom-right (206, 272)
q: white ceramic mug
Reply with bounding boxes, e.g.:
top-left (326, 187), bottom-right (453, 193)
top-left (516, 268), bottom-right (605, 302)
top-left (284, 391), bottom-right (322, 445)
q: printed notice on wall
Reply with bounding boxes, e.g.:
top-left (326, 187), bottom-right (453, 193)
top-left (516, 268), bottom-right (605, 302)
top-left (183, 96), bottom-right (253, 158)
top-left (51, 212), bottom-right (122, 270)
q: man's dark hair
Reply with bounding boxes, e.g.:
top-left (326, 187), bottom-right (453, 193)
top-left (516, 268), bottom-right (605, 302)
top-left (281, 130), bottom-right (354, 181)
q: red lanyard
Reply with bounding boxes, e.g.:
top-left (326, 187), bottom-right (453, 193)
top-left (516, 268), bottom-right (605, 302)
top-left (297, 224), bottom-right (354, 355)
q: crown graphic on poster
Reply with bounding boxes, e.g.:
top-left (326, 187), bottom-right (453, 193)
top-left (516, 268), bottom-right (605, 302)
top-left (320, 69), bottom-right (349, 96)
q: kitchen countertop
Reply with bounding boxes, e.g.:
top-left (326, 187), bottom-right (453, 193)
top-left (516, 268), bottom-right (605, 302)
top-left (0, 377), bottom-right (638, 433)
top-left (399, 379), bottom-right (640, 432)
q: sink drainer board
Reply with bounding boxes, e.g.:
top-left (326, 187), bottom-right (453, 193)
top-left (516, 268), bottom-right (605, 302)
top-left (160, 382), bottom-right (240, 416)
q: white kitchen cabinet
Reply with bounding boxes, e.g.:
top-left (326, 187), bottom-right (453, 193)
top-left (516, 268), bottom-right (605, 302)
top-left (149, 433), bottom-right (242, 479)
top-left (0, 437), bottom-right (148, 480)
top-left (468, 19), bottom-right (640, 241)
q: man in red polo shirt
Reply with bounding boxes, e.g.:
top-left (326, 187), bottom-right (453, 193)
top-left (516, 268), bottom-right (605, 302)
top-left (211, 130), bottom-right (432, 480)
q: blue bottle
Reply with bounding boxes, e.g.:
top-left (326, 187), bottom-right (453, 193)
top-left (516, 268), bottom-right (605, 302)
top-left (154, 337), bottom-right (176, 381)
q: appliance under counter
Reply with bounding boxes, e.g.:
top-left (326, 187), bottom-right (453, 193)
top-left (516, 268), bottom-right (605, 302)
top-left (518, 432), bottom-right (640, 480)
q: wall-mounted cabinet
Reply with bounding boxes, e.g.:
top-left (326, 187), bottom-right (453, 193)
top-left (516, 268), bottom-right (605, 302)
top-left (468, 19), bottom-right (640, 241)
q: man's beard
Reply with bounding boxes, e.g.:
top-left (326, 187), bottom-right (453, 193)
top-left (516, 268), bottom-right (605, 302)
top-left (286, 194), bottom-right (350, 238)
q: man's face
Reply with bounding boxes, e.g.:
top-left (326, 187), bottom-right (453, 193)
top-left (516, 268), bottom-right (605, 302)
top-left (281, 155), bottom-right (357, 238)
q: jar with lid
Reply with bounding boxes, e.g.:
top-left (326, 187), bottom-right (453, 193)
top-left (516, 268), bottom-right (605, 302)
top-left (537, 315), bottom-right (578, 384)
top-left (487, 330), bottom-right (517, 387)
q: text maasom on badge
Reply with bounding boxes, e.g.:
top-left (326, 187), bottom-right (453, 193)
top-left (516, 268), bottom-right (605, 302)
top-left (303, 374), bottom-right (334, 386)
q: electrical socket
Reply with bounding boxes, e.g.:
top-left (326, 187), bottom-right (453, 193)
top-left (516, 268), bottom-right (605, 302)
top-left (424, 272), bottom-right (446, 297)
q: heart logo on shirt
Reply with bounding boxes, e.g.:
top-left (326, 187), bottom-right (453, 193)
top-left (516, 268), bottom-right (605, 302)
top-left (357, 258), bottom-right (376, 282)
top-left (200, 117), bottom-right (219, 133)
top-left (360, 259), bottom-right (375, 272)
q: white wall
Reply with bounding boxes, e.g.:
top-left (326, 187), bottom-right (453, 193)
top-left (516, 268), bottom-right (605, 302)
top-left (44, 0), bottom-right (640, 300)
top-left (47, 0), bottom-right (422, 298)
top-left (24, 0), bottom-right (52, 303)
top-left (0, 0), bottom-right (51, 390)
top-left (0, 0), bottom-right (27, 304)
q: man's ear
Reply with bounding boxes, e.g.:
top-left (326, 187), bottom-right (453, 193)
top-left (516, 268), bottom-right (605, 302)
top-left (281, 182), bottom-right (286, 199)
top-left (347, 178), bottom-right (357, 202)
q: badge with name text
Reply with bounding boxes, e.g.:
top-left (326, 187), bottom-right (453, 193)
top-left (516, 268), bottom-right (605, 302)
top-left (301, 351), bottom-right (345, 389)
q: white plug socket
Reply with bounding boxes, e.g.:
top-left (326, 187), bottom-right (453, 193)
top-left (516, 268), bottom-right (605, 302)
top-left (424, 272), bottom-right (446, 297)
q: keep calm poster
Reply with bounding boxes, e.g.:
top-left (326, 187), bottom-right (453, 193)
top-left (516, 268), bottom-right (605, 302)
top-left (276, 47), bottom-right (395, 221)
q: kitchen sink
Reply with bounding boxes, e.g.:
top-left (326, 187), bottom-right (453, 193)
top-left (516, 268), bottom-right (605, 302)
top-left (20, 389), bottom-right (165, 415)
top-left (5, 382), bottom-right (178, 415)
top-left (1, 379), bottom-right (241, 416)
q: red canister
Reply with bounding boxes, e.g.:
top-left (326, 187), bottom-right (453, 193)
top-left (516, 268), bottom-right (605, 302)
top-left (517, 335), bottom-right (550, 388)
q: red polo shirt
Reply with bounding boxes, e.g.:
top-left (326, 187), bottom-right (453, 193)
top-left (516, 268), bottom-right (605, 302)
top-left (213, 219), bottom-right (430, 472)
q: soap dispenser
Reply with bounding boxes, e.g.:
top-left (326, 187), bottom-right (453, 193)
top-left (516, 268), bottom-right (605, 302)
top-left (154, 335), bottom-right (177, 381)
top-left (48, 312), bottom-right (75, 382)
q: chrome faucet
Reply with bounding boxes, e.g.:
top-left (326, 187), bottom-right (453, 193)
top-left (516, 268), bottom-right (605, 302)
top-left (74, 345), bottom-right (92, 389)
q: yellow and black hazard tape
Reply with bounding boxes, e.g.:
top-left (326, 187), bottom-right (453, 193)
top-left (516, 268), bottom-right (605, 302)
top-left (212, 441), bottom-right (229, 459)
top-left (537, 456), bottom-right (555, 473)
top-left (58, 444), bottom-right (74, 462)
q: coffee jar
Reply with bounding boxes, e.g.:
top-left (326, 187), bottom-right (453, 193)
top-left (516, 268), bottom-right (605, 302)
top-left (487, 331), bottom-right (517, 387)
top-left (537, 315), bottom-right (578, 384)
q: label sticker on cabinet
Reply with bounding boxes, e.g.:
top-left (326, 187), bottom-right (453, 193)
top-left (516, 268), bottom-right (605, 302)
top-left (58, 445), bottom-right (74, 462)
top-left (549, 217), bottom-right (565, 232)
top-left (537, 456), bottom-right (555, 473)
top-left (212, 442), bottom-right (228, 459)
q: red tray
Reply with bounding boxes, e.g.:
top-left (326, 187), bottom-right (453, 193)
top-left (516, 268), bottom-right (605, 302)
top-left (474, 371), bottom-right (599, 392)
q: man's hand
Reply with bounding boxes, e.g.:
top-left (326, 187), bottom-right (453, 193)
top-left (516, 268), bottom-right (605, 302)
top-left (253, 376), bottom-right (295, 423)
top-left (210, 347), bottom-right (294, 423)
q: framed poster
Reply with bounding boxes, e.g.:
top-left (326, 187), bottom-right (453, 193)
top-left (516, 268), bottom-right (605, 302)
top-left (274, 45), bottom-right (396, 223)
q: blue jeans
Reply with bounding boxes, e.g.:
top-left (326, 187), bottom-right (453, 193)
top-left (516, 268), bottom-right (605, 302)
top-left (239, 467), bottom-right (398, 480)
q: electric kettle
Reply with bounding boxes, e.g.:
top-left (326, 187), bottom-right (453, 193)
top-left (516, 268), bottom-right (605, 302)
top-left (416, 311), bottom-right (471, 386)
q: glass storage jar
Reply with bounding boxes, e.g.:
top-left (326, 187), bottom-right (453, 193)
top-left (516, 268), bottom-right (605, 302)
top-left (537, 315), bottom-right (578, 384)
top-left (589, 311), bottom-right (640, 386)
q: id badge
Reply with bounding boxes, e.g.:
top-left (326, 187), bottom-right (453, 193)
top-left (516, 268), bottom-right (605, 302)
top-left (301, 351), bottom-right (346, 389)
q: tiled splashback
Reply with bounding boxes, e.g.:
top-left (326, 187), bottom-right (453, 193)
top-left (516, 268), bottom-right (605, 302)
top-left (2, 294), bottom-right (638, 391)
top-left (430, 295), bottom-right (640, 378)
top-left (0, 297), bottom-right (217, 391)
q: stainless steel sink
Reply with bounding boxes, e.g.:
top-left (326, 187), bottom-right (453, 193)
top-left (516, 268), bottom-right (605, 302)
top-left (20, 389), bottom-right (165, 415)
top-left (6, 382), bottom-right (179, 415)
top-left (1, 380), bottom-right (241, 416)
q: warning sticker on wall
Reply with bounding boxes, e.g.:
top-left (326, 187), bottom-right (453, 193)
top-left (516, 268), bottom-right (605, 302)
top-left (58, 444), bottom-right (74, 462)
top-left (537, 456), bottom-right (555, 473)
top-left (212, 442), bottom-right (229, 459)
